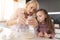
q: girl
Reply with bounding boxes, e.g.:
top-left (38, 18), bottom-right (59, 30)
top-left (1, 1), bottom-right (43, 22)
top-left (36, 9), bottom-right (55, 39)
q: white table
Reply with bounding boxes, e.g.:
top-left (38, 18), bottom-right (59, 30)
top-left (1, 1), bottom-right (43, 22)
top-left (0, 23), bottom-right (60, 40)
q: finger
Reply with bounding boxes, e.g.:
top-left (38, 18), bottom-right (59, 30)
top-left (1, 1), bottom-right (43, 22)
top-left (19, 17), bottom-right (26, 22)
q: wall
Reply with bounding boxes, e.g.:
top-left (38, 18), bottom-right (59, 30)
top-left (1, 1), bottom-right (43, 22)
top-left (37, 0), bottom-right (60, 12)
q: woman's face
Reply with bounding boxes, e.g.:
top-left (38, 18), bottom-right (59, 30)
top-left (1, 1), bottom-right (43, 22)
top-left (36, 11), bottom-right (46, 22)
top-left (26, 3), bottom-right (37, 15)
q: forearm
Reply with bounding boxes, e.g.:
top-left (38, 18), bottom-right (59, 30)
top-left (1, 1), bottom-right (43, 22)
top-left (6, 19), bottom-right (17, 26)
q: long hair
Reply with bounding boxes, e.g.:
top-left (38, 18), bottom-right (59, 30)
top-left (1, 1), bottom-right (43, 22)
top-left (24, 0), bottom-right (39, 18)
top-left (26, 0), bottom-right (39, 10)
top-left (37, 9), bottom-right (55, 34)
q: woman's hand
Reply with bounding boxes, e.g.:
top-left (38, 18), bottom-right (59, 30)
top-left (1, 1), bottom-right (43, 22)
top-left (5, 8), bottom-right (25, 26)
top-left (5, 15), bottom-right (26, 26)
top-left (17, 15), bottom-right (26, 26)
top-left (27, 17), bottom-right (38, 28)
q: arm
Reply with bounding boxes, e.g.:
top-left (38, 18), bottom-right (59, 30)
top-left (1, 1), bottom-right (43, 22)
top-left (44, 32), bottom-right (55, 39)
top-left (5, 8), bottom-right (24, 26)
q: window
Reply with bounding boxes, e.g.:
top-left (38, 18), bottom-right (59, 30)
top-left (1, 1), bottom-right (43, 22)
top-left (0, 0), bottom-right (25, 21)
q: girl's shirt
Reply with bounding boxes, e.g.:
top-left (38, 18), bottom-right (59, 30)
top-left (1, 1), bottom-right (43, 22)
top-left (37, 22), bottom-right (49, 33)
top-left (35, 22), bottom-right (55, 38)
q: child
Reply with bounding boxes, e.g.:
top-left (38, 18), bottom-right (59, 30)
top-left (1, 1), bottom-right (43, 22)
top-left (36, 9), bottom-right (55, 39)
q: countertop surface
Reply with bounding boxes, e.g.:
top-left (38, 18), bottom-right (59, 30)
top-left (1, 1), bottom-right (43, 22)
top-left (0, 23), bottom-right (60, 40)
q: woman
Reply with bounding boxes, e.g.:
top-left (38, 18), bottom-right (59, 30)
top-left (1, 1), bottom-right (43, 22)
top-left (6, 0), bottom-right (39, 31)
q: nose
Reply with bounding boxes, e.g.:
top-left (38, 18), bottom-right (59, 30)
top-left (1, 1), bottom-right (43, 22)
top-left (30, 9), bottom-right (34, 12)
top-left (30, 9), bottom-right (35, 12)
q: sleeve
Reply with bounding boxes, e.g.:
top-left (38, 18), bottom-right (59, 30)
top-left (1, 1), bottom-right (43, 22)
top-left (34, 27), bottom-right (38, 36)
top-left (48, 32), bottom-right (55, 39)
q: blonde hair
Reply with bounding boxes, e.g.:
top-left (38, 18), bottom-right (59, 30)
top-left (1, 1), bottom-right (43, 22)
top-left (26, 0), bottom-right (39, 10)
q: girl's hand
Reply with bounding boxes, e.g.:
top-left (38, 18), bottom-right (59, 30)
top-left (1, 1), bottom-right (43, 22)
top-left (38, 32), bottom-right (44, 37)
top-left (44, 32), bottom-right (51, 38)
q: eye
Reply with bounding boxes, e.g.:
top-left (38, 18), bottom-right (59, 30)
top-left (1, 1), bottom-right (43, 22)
top-left (33, 9), bottom-right (36, 11)
top-left (31, 7), bottom-right (33, 9)
top-left (31, 7), bottom-right (36, 11)
top-left (36, 16), bottom-right (38, 17)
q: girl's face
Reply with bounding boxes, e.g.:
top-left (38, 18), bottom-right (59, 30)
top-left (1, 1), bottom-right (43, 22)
top-left (36, 11), bottom-right (46, 23)
top-left (26, 3), bottom-right (37, 15)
